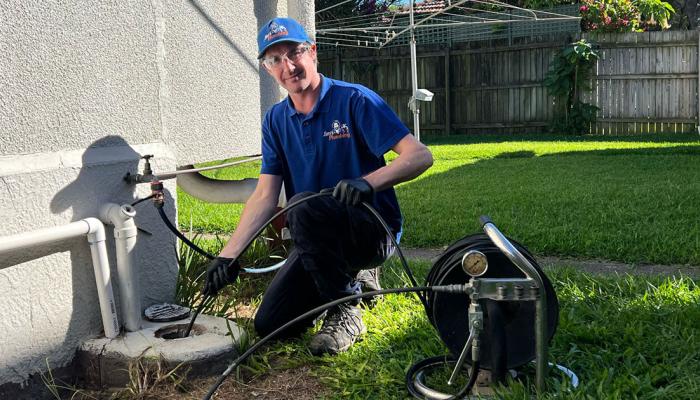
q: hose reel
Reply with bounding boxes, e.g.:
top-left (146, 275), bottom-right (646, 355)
top-left (410, 217), bottom-right (560, 398)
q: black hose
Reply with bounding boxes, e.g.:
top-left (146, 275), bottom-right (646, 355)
top-left (202, 286), bottom-right (434, 400)
top-left (157, 205), bottom-right (216, 259)
top-left (405, 355), bottom-right (480, 400)
top-left (181, 193), bottom-right (427, 338)
top-left (360, 200), bottom-right (428, 309)
top-left (182, 193), bottom-right (331, 338)
top-left (131, 194), bottom-right (155, 206)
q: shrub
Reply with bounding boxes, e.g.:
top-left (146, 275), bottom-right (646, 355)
top-left (544, 39), bottom-right (599, 134)
top-left (579, 0), bottom-right (639, 32)
top-left (579, 0), bottom-right (675, 32)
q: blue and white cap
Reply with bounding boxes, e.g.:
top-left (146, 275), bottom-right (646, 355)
top-left (257, 17), bottom-right (313, 59)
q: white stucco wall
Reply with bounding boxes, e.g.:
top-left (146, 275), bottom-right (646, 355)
top-left (0, 0), bottom-right (304, 391)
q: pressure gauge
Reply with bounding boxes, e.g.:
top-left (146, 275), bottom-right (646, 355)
top-left (461, 250), bottom-right (488, 277)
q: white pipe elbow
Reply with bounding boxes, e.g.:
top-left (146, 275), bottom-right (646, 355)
top-left (84, 217), bottom-right (107, 243)
top-left (100, 204), bottom-right (137, 236)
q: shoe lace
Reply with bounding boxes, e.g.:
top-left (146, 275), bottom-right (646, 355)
top-left (320, 304), bottom-right (362, 336)
top-left (357, 268), bottom-right (378, 286)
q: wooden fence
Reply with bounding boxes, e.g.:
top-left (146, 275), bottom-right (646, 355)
top-left (318, 31), bottom-right (699, 135)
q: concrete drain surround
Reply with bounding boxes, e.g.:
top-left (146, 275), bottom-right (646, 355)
top-left (77, 314), bottom-right (244, 388)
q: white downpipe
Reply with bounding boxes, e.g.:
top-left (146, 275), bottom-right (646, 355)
top-left (100, 204), bottom-right (141, 332)
top-left (0, 218), bottom-right (120, 339)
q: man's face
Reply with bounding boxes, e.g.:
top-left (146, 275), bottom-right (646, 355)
top-left (261, 42), bottom-right (318, 94)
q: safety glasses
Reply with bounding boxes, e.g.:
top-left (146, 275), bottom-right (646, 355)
top-left (261, 44), bottom-right (311, 70)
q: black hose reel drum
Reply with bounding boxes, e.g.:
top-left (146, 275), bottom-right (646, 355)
top-left (424, 217), bottom-right (559, 391)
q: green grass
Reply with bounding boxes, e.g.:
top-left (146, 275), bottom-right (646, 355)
top-left (227, 260), bottom-right (700, 400)
top-left (177, 157), bottom-right (262, 233)
top-left (178, 134), bottom-right (700, 265)
top-left (174, 134), bottom-right (700, 399)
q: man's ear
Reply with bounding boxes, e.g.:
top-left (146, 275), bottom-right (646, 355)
top-left (309, 43), bottom-right (318, 66)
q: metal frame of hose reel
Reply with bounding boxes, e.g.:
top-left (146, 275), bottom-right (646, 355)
top-left (479, 217), bottom-right (548, 393)
top-left (419, 216), bottom-right (550, 397)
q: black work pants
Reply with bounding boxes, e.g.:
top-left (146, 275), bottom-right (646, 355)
top-left (254, 191), bottom-right (394, 338)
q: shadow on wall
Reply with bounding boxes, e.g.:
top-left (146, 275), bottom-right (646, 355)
top-left (0, 135), bottom-right (148, 398)
top-left (49, 135), bottom-right (141, 356)
top-left (187, 0), bottom-right (282, 118)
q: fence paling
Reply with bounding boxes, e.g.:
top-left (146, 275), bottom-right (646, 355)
top-left (319, 31), bottom-right (699, 135)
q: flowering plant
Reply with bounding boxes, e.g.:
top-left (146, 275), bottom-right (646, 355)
top-left (635, 0), bottom-right (675, 30)
top-left (579, 0), bottom-right (675, 32)
top-left (580, 0), bottom-right (639, 32)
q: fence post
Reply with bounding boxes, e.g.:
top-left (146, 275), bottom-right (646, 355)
top-left (697, 28), bottom-right (699, 134)
top-left (445, 46), bottom-right (451, 135)
top-left (334, 49), bottom-right (342, 80)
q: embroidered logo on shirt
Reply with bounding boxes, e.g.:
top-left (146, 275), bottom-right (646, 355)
top-left (323, 120), bottom-right (351, 140)
top-left (264, 22), bottom-right (289, 42)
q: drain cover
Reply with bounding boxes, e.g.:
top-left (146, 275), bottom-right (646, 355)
top-left (144, 303), bottom-right (191, 322)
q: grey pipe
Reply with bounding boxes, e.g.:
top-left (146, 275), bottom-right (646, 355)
top-left (176, 169), bottom-right (286, 206)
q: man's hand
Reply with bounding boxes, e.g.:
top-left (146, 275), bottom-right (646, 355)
top-left (327, 178), bottom-right (374, 206)
top-left (202, 257), bottom-right (241, 297)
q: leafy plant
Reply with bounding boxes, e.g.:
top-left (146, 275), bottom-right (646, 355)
top-left (579, 0), bottom-right (639, 32)
top-left (634, 0), bottom-right (675, 30)
top-left (579, 0), bottom-right (675, 32)
top-left (316, 0), bottom-right (399, 21)
top-left (175, 226), bottom-right (287, 317)
top-left (544, 39), bottom-right (599, 134)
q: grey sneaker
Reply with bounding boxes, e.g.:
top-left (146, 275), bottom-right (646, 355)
top-left (356, 267), bottom-right (381, 306)
top-left (309, 303), bottom-right (366, 356)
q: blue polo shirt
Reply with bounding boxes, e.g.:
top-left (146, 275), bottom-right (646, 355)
top-left (260, 76), bottom-right (409, 236)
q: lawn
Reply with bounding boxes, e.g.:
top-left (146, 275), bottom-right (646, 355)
top-left (178, 134), bottom-right (700, 265)
top-left (173, 134), bottom-right (700, 399)
top-left (235, 261), bottom-right (700, 400)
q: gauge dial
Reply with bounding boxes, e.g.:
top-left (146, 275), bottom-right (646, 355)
top-left (461, 250), bottom-right (488, 277)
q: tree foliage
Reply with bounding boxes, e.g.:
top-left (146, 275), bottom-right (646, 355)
top-left (316, 0), bottom-right (400, 21)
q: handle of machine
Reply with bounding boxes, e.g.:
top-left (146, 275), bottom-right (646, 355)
top-left (479, 215), bottom-right (548, 393)
top-left (479, 215), bottom-right (541, 286)
top-left (478, 215), bottom-right (493, 227)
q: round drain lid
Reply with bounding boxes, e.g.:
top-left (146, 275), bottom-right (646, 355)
top-left (144, 303), bottom-right (191, 322)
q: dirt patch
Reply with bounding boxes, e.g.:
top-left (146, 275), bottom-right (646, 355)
top-left (188, 365), bottom-right (327, 400)
top-left (400, 248), bottom-right (700, 278)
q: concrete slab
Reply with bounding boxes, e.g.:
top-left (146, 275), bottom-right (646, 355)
top-left (76, 314), bottom-right (245, 388)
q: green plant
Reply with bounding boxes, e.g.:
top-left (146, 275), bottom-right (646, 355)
top-left (112, 357), bottom-right (189, 400)
top-left (544, 39), bottom-right (599, 134)
top-left (175, 227), bottom-right (287, 317)
top-left (634, 0), bottom-right (675, 30)
top-left (40, 359), bottom-right (96, 400)
top-left (579, 0), bottom-right (675, 32)
top-left (580, 0), bottom-right (639, 32)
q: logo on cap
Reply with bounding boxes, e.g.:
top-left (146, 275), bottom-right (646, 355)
top-left (264, 22), bottom-right (289, 42)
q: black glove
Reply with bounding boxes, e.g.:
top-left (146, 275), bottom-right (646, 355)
top-left (202, 257), bottom-right (241, 297)
top-left (328, 178), bottom-right (374, 206)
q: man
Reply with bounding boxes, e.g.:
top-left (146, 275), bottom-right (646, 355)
top-left (203, 17), bottom-right (433, 356)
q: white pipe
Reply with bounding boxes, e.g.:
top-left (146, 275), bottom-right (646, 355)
top-left (177, 172), bottom-right (287, 206)
top-left (100, 203), bottom-right (141, 332)
top-left (0, 219), bottom-right (120, 339)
